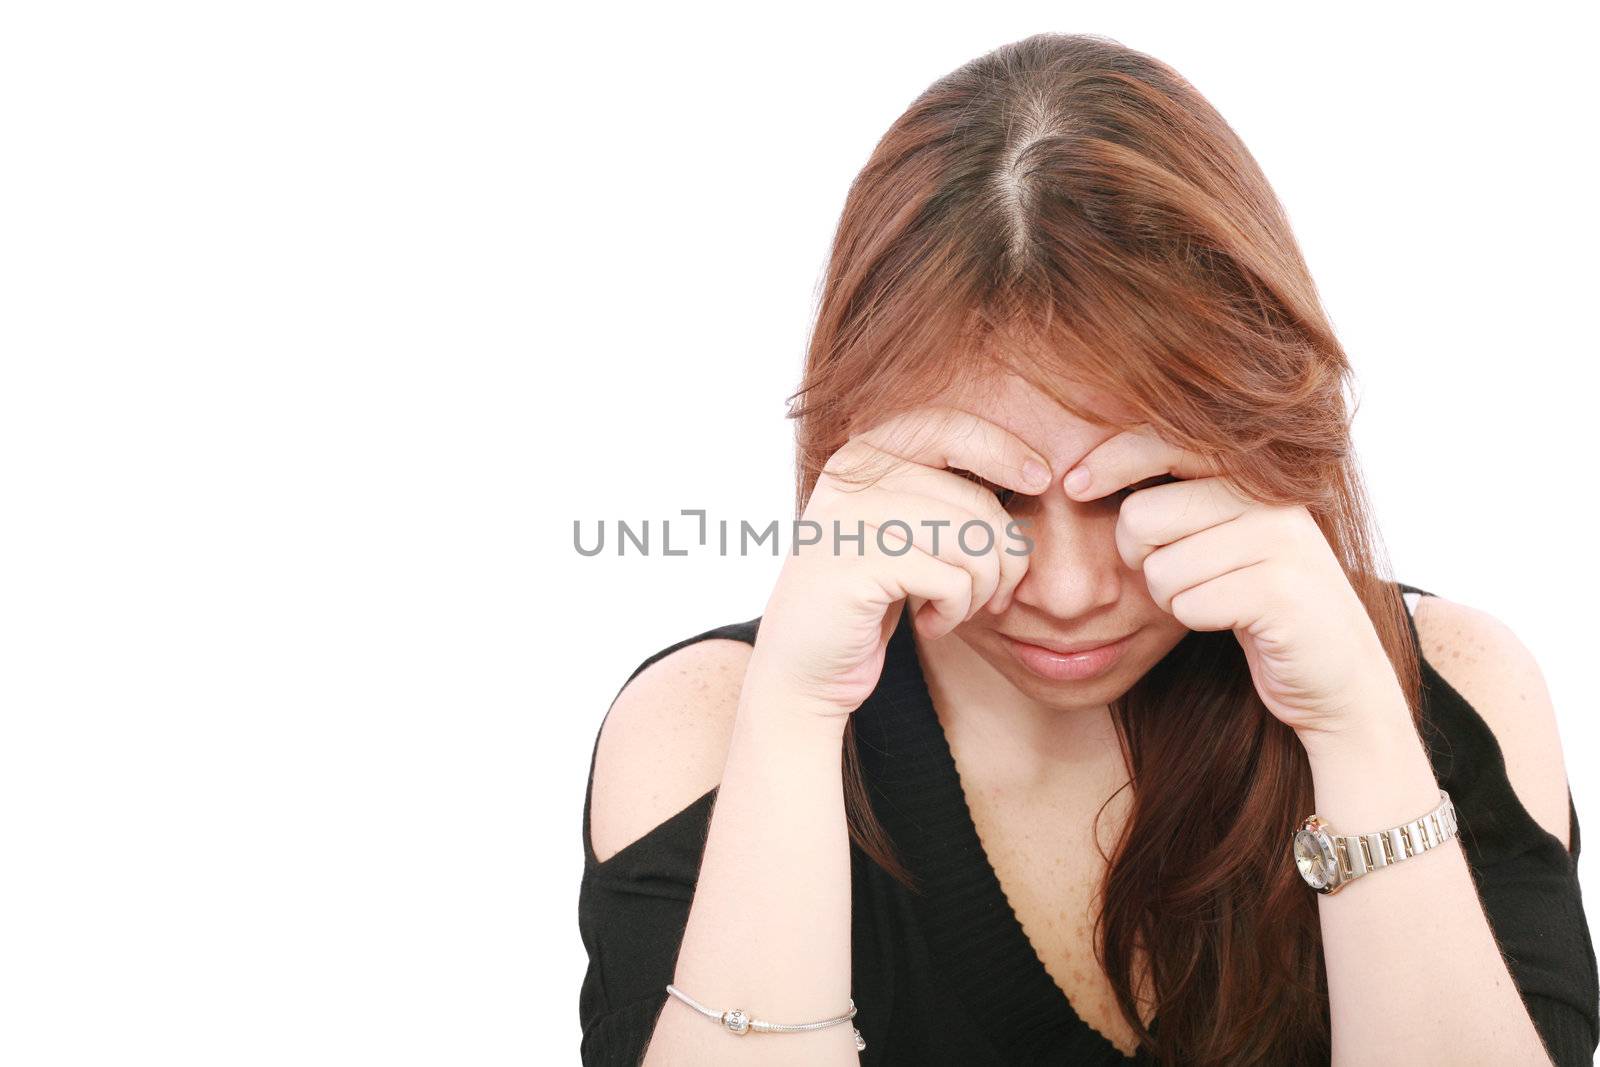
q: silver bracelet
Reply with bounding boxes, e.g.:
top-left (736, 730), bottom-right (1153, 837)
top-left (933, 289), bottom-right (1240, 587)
top-left (664, 983), bottom-right (866, 1051)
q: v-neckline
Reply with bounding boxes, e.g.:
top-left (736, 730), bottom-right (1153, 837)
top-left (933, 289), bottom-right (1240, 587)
top-left (851, 605), bottom-right (1156, 1064)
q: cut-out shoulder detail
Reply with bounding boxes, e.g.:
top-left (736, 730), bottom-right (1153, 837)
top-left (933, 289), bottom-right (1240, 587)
top-left (1410, 592), bottom-right (1574, 853)
top-left (586, 637), bottom-right (753, 865)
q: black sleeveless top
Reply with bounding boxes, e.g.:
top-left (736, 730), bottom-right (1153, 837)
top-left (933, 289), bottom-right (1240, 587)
top-left (578, 581), bottom-right (1599, 1065)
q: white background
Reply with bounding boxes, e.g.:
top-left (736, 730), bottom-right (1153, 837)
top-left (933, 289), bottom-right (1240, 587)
top-left (3, 3), bottom-right (1596, 1064)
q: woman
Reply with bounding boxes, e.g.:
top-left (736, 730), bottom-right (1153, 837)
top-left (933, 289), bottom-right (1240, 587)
top-left (578, 32), bottom-right (1597, 1066)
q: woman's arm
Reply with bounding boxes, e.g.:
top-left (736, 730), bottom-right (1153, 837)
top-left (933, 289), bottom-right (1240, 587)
top-left (1304, 706), bottom-right (1555, 1065)
top-left (639, 650), bottom-right (858, 1066)
top-left (1301, 593), bottom-right (1584, 1067)
top-left (594, 406), bottom-right (1051, 1064)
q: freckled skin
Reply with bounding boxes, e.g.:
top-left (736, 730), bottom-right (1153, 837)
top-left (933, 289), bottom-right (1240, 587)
top-left (963, 766), bottom-right (1154, 1055)
top-left (1408, 595), bottom-right (1573, 851)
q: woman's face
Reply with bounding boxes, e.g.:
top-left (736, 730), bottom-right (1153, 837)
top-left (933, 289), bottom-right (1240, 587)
top-left (932, 370), bottom-right (1191, 707)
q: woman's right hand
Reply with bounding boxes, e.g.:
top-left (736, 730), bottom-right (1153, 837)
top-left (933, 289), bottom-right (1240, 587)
top-left (748, 406), bottom-right (1053, 720)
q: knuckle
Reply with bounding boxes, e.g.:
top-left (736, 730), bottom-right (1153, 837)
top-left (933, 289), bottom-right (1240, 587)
top-left (1141, 546), bottom-right (1174, 589)
top-left (1118, 491), bottom-right (1155, 534)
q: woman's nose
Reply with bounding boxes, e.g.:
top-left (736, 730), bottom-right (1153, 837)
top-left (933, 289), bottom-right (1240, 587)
top-left (1008, 502), bottom-right (1125, 619)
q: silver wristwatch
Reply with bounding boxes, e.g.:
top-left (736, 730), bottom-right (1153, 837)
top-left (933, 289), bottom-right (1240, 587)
top-left (1292, 789), bottom-right (1456, 894)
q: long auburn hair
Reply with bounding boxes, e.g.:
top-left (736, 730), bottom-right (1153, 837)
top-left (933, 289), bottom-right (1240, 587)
top-left (788, 32), bottom-right (1423, 1067)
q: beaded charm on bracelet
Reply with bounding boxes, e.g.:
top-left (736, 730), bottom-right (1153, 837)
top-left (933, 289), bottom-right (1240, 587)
top-left (665, 983), bottom-right (867, 1051)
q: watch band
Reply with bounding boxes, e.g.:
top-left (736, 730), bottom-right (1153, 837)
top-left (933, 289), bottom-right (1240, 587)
top-left (1292, 789), bottom-right (1456, 894)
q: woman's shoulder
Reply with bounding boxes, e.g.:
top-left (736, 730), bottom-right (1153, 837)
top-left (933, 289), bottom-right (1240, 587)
top-left (583, 617), bottom-right (761, 868)
top-left (1396, 580), bottom-right (1576, 858)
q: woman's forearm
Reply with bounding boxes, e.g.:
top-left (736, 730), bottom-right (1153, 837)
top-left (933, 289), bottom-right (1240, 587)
top-left (642, 651), bottom-right (859, 1066)
top-left (1302, 687), bottom-right (1554, 1066)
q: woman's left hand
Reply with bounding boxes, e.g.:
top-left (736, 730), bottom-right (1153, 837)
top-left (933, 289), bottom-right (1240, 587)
top-left (1062, 427), bottom-right (1405, 742)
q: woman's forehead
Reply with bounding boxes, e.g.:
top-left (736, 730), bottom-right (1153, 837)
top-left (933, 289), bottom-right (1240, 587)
top-left (934, 370), bottom-right (1134, 470)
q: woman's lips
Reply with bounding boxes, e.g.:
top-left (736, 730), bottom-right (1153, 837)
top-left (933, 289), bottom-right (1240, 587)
top-left (1001, 629), bottom-right (1136, 682)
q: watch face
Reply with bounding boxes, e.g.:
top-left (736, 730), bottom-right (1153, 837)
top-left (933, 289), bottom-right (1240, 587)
top-left (1293, 828), bottom-right (1337, 889)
